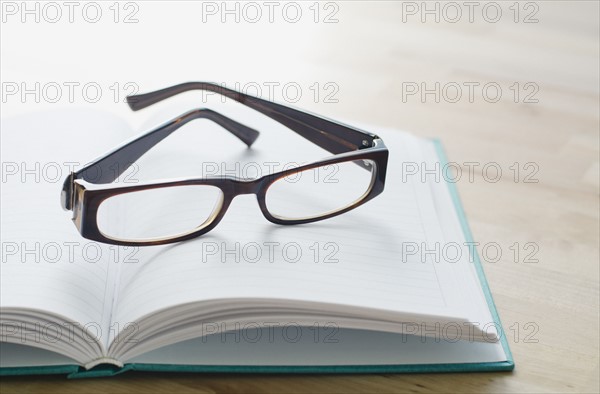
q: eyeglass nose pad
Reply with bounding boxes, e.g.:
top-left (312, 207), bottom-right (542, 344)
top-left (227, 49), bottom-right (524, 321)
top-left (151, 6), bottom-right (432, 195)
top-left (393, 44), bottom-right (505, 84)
top-left (201, 191), bottom-right (226, 227)
top-left (255, 186), bottom-right (281, 225)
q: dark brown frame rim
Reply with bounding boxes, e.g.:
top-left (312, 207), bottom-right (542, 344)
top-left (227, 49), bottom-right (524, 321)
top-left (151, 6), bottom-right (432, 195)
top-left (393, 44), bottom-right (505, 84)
top-left (75, 143), bottom-right (387, 246)
top-left (62, 82), bottom-right (389, 246)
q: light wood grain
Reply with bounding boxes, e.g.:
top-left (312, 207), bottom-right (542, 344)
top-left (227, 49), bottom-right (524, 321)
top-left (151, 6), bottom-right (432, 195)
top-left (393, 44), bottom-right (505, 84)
top-left (1, 1), bottom-right (598, 393)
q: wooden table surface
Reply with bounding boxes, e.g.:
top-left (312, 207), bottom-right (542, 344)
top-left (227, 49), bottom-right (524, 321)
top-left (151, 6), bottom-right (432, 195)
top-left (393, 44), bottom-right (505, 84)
top-left (1, 1), bottom-right (598, 393)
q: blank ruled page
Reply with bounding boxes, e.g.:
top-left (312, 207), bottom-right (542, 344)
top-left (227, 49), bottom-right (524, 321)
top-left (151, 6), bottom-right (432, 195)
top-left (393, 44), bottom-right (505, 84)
top-left (0, 105), bottom-right (501, 362)
top-left (111, 108), bottom-right (469, 327)
top-left (0, 110), bottom-right (132, 337)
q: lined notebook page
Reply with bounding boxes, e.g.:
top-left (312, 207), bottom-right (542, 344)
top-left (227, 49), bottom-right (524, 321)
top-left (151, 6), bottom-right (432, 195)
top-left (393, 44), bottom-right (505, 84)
top-left (110, 108), bottom-right (470, 328)
top-left (418, 137), bottom-right (499, 333)
top-left (0, 110), bottom-right (132, 344)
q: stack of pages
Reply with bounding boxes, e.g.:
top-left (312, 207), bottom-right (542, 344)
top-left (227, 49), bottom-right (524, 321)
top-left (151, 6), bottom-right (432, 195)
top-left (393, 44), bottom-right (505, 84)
top-left (0, 107), bottom-right (513, 377)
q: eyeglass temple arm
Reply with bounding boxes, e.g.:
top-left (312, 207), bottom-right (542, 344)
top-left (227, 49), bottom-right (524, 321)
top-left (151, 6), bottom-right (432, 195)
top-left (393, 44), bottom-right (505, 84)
top-left (75, 108), bottom-right (259, 185)
top-left (127, 82), bottom-right (379, 154)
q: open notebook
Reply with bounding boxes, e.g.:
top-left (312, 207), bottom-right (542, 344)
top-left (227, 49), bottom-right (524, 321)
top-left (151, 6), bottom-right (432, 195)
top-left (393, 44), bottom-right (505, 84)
top-left (0, 107), bottom-right (513, 377)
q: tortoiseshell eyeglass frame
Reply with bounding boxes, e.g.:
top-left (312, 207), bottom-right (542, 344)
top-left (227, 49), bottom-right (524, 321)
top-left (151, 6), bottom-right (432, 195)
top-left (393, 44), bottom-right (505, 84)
top-left (61, 82), bottom-right (389, 246)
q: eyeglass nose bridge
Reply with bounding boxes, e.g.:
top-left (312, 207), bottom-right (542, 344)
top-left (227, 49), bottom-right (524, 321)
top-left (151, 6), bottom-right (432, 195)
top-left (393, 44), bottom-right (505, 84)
top-left (228, 177), bottom-right (266, 196)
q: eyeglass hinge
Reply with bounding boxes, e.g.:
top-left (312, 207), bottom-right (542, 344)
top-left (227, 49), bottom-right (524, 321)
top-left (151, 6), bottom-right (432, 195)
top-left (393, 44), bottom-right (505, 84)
top-left (60, 172), bottom-right (75, 211)
top-left (360, 135), bottom-right (379, 149)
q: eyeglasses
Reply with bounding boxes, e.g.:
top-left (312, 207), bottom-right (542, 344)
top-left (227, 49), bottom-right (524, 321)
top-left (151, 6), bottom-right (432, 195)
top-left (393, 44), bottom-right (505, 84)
top-left (61, 82), bottom-right (388, 246)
